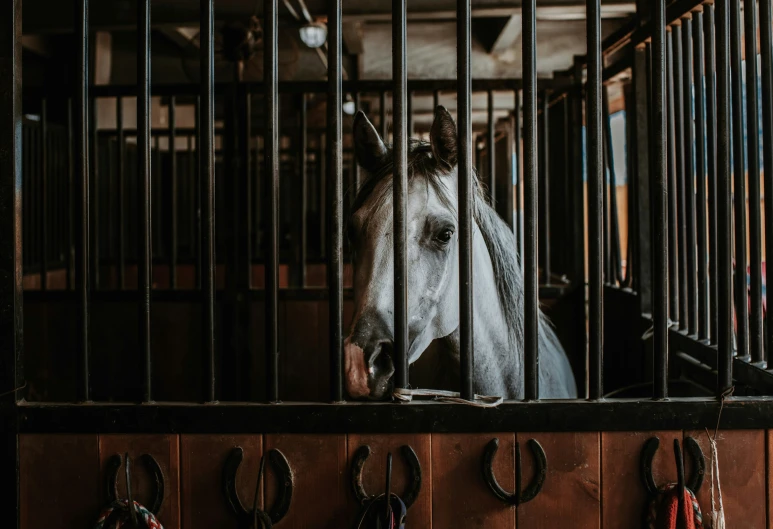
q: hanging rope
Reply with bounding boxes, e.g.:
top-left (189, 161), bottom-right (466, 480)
top-left (93, 499), bottom-right (164, 529)
top-left (704, 386), bottom-right (733, 529)
top-left (644, 483), bottom-right (703, 529)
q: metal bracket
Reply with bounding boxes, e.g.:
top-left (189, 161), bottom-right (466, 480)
top-left (223, 446), bottom-right (294, 528)
top-left (351, 445), bottom-right (422, 509)
top-left (482, 438), bottom-right (547, 505)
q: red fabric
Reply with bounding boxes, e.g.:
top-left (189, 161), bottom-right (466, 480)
top-left (654, 489), bottom-right (697, 529)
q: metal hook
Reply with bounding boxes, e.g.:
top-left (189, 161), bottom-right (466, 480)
top-left (223, 447), bottom-right (294, 528)
top-left (640, 437), bottom-right (705, 496)
top-left (482, 438), bottom-right (547, 506)
top-left (106, 452), bottom-right (166, 520)
top-left (351, 445), bottom-right (422, 509)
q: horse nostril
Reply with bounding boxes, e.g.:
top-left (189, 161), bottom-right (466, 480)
top-left (369, 341), bottom-right (395, 377)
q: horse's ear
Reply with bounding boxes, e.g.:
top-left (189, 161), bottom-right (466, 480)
top-left (430, 105), bottom-right (458, 169)
top-left (353, 111), bottom-right (387, 173)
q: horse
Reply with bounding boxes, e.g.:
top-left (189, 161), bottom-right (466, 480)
top-left (343, 105), bottom-right (577, 401)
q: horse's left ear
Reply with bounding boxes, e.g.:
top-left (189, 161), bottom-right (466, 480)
top-left (353, 111), bottom-right (388, 173)
top-left (430, 105), bottom-right (458, 170)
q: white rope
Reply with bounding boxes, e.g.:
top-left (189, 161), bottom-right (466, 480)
top-left (392, 388), bottom-right (503, 407)
top-left (706, 429), bottom-right (726, 529)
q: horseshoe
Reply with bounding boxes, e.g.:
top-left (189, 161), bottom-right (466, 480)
top-left (223, 447), bottom-right (294, 527)
top-left (482, 438), bottom-right (547, 505)
top-left (640, 436), bottom-right (705, 496)
top-left (105, 452), bottom-right (165, 516)
top-left (351, 445), bottom-right (422, 509)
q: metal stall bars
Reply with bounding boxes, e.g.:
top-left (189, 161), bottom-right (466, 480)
top-left (587, 0), bottom-right (604, 400)
top-left (744, 0), bottom-right (764, 366)
top-left (716, 0), bottom-right (734, 393)
top-left (763, 0), bottom-right (773, 362)
top-left (458, 0), bottom-right (474, 399)
top-left (330, 0), bottom-right (344, 401)
top-left (138, 0), bottom-right (152, 402)
top-left (201, 0), bottom-right (217, 402)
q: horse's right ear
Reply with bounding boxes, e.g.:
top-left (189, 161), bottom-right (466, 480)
top-left (430, 105), bottom-right (458, 169)
top-left (353, 111), bottom-right (387, 173)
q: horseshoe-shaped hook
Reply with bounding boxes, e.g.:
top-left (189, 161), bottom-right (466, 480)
top-left (223, 446), bottom-right (294, 527)
top-left (482, 438), bottom-right (547, 505)
top-left (640, 436), bottom-right (705, 496)
top-left (105, 452), bottom-right (165, 516)
top-left (351, 445), bottom-right (422, 509)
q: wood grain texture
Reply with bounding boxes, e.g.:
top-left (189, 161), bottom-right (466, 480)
top-left (98, 434), bottom-right (180, 529)
top-left (516, 432), bottom-right (600, 528)
top-left (431, 433), bottom-right (515, 528)
top-left (601, 431), bottom-right (681, 529)
top-left (19, 434), bottom-right (101, 529)
top-left (346, 434), bottom-right (432, 527)
top-left (263, 434), bottom-right (348, 529)
top-left (180, 435), bottom-right (262, 529)
top-left (687, 429), bottom-right (766, 529)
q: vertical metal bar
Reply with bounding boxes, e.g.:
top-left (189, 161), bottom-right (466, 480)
top-left (506, 107), bottom-right (515, 232)
top-left (154, 136), bottom-right (162, 262)
top-left (195, 96), bottom-right (202, 290)
top-left (116, 97), bottom-right (125, 289)
top-left (138, 0), bottom-right (152, 402)
top-left (515, 90), bottom-right (522, 256)
top-left (634, 46), bottom-right (653, 315)
top-left (407, 90), bottom-right (413, 138)
top-left (320, 133), bottom-right (326, 258)
top-left (92, 96), bottom-right (99, 290)
top-left (169, 96), bottom-right (178, 289)
top-left (693, 11), bottom-right (709, 341)
top-left (41, 99), bottom-right (48, 290)
top-left (393, 0), bottom-right (409, 393)
top-left (730, 0), bottom-right (748, 361)
top-left (75, 0), bottom-right (91, 402)
top-left (716, 0), bottom-right (734, 393)
top-left (674, 23), bottom-right (688, 330)
top-left (651, 0), bottom-right (668, 399)
top-left (67, 99), bottom-right (74, 290)
top-left (682, 15), bottom-right (697, 336)
top-left (458, 0), bottom-right (475, 400)
top-left (300, 94), bottom-right (308, 288)
top-left (188, 134), bottom-right (195, 272)
top-left (522, 0), bottom-right (541, 400)
top-left (0, 3), bottom-right (23, 525)
top-left (266, 0), bottom-right (280, 402)
top-left (433, 90), bottom-right (439, 110)
top-left (744, 0), bottom-right (763, 365)
top-left (762, 0), bottom-right (773, 362)
top-left (0, 0), bottom-right (23, 397)
top-left (667, 31), bottom-right (680, 322)
top-left (329, 0), bottom-right (344, 400)
top-left (201, 0), bottom-right (216, 402)
top-left (488, 90), bottom-right (496, 206)
top-left (540, 92), bottom-right (551, 285)
top-left (587, 0), bottom-right (603, 400)
top-left (705, 5), bottom-right (718, 344)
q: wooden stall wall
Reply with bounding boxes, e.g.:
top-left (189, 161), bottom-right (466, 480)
top-left (19, 430), bottom-right (769, 528)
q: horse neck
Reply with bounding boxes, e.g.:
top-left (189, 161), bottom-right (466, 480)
top-left (444, 220), bottom-right (520, 398)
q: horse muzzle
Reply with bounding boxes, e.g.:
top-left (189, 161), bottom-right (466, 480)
top-left (344, 336), bottom-right (395, 400)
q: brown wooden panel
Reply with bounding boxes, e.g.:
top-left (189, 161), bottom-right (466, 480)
top-left (180, 435), bottom-right (262, 529)
top-left (516, 432), bottom-right (600, 528)
top-left (769, 430), bottom-right (773, 529)
top-left (346, 434), bottom-right (432, 527)
top-left (99, 435), bottom-right (180, 529)
top-left (601, 431), bottom-right (681, 529)
top-left (264, 434), bottom-right (348, 529)
top-left (432, 433), bottom-right (515, 528)
top-left (686, 429), bottom-right (766, 529)
top-left (20, 434), bottom-right (101, 529)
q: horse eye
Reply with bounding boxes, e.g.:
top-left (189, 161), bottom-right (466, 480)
top-left (436, 229), bottom-right (454, 244)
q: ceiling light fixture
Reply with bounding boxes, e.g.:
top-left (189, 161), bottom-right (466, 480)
top-left (299, 22), bottom-right (327, 48)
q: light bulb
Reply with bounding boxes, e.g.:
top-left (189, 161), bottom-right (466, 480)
top-left (299, 23), bottom-right (327, 48)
